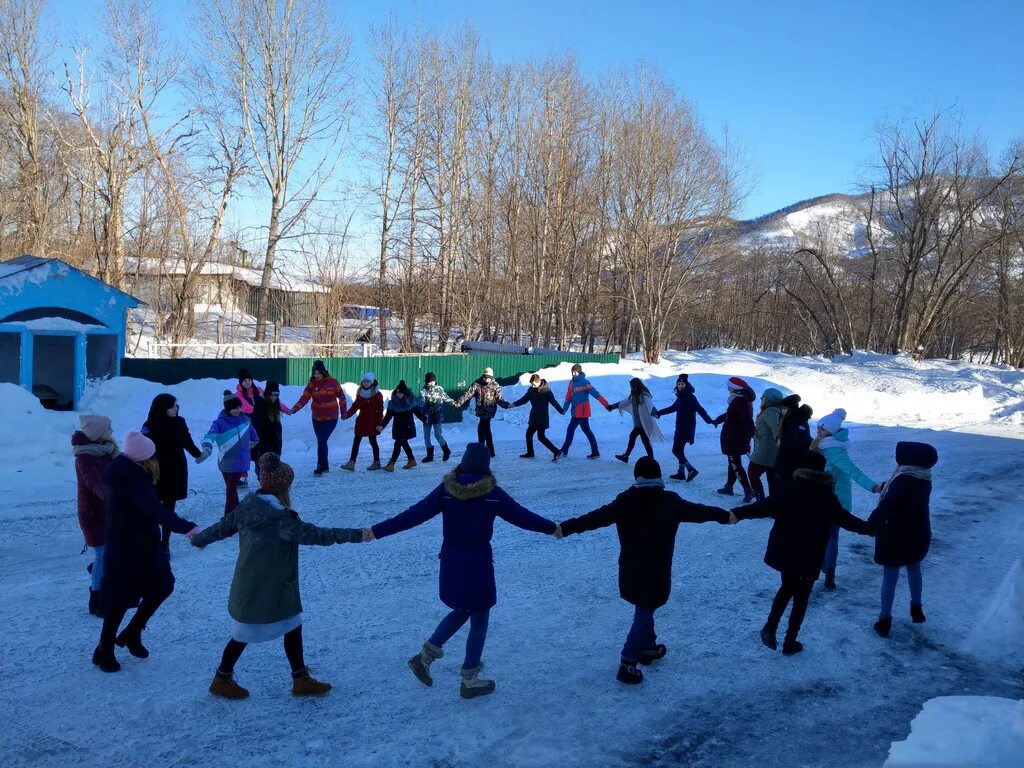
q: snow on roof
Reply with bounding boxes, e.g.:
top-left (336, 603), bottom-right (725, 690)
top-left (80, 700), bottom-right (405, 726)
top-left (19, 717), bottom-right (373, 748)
top-left (130, 259), bottom-right (326, 294)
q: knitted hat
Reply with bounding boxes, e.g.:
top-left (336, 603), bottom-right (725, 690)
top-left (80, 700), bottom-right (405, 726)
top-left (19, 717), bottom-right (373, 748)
top-left (761, 387), bottom-right (784, 404)
top-left (800, 450), bottom-right (827, 472)
top-left (634, 456), bottom-right (662, 480)
top-left (122, 431), bottom-right (156, 462)
top-left (571, 363), bottom-right (583, 375)
top-left (727, 376), bottom-right (748, 391)
top-left (895, 441), bottom-right (938, 469)
top-left (818, 408), bottom-right (847, 435)
top-left (264, 380), bottom-right (280, 396)
top-left (676, 373), bottom-right (689, 384)
top-left (223, 389), bottom-right (242, 411)
top-left (79, 414), bottom-right (113, 442)
top-left (458, 443), bottom-right (491, 475)
top-left (311, 360), bottom-right (328, 377)
top-left (425, 372), bottom-right (436, 384)
top-left (258, 453), bottom-right (295, 493)
top-left (482, 367), bottom-right (494, 377)
top-left (798, 404), bottom-right (814, 420)
top-left (361, 371), bottom-right (376, 383)
top-left (238, 367), bottom-right (252, 383)
top-left (781, 394), bottom-right (802, 410)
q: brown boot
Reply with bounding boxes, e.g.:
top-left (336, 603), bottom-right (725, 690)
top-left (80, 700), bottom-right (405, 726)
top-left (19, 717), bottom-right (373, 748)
top-left (292, 668), bottom-right (332, 696)
top-left (209, 672), bottom-right (249, 699)
top-left (382, 462), bottom-right (396, 473)
top-left (403, 458), bottom-right (417, 469)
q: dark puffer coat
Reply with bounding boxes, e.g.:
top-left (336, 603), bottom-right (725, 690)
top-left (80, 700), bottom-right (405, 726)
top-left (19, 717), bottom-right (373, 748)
top-left (868, 441), bottom-right (937, 567)
top-left (774, 412), bottom-right (813, 481)
top-left (655, 383), bottom-right (713, 446)
top-left (381, 399), bottom-right (422, 440)
top-left (141, 415), bottom-right (202, 503)
top-left (72, 432), bottom-right (116, 546)
top-left (456, 376), bottom-right (509, 419)
top-left (513, 384), bottom-right (564, 430)
top-left (371, 472), bottom-right (556, 611)
top-left (714, 388), bottom-right (756, 455)
top-left (559, 485), bottom-right (731, 609)
top-left (101, 455), bottom-right (197, 610)
top-left (251, 394), bottom-right (284, 458)
top-left (734, 468), bottom-right (873, 579)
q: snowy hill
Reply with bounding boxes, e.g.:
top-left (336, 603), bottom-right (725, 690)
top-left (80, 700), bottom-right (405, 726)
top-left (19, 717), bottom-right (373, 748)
top-left (1, 349), bottom-right (1021, 767)
top-left (731, 193), bottom-right (870, 254)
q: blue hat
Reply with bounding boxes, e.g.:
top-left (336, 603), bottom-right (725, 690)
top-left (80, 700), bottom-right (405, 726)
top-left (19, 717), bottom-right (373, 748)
top-left (459, 443), bottom-right (491, 475)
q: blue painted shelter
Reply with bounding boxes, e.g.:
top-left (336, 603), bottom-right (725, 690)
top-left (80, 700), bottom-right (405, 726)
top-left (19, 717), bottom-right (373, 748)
top-left (0, 256), bottom-right (141, 409)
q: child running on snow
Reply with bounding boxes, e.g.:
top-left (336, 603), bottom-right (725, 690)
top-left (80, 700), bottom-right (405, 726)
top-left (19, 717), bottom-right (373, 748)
top-left (189, 453), bottom-right (364, 699)
top-left (559, 363), bottom-right (611, 459)
top-left (868, 441), bottom-right (938, 639)
top-left (608, 377), bottom-right (663, 463)
top-left (419, 372), bottom-right (455, 463)
top-left (556, 457), bottom-right (734, 684)
top-left (363, 443), bottom-right (558, 699)
top-left (511, 374), bottom-right (565, 461)
top-left (655, 373), bottom-right (714, 482)
top-left (733, 451), bottom-right (874, 655)
top-left (380, 380), bottom-right (423, 471)
top-left (197, 391), bottom-right (259, 516)
top-left (341, 372), bottom-right (384, 471)
top-left (713, 376), bottom-right (757, 503)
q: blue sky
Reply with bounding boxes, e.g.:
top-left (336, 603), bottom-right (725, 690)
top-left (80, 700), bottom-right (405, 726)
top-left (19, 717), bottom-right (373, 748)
top-left (49, 0), bottom-right (1024, 227)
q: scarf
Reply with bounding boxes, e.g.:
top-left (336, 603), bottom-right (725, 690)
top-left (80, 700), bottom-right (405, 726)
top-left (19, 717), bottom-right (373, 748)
top-left (879, 465), bottom-right (932, 499)
top-left (632, 477), bottom-right (666, 490)
top-left (73, 441), bottom-right (118, 458)
top-left (358, 385), bottom-right (378, 399)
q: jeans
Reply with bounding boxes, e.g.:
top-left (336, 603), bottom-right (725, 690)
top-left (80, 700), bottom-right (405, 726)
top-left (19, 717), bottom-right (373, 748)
top-left (561, 416), bottom-right (598, 455)
top-left (222, 472), bottom-right (243, 516)
top-left (765, 571), bottom-right (815, 640)
top-left (423, 423), bottom-right (446, 450)
top-left (624, 427), bottom-right (653, 458)
top-left (621, 605), bottom-right (657, 661)
top-left (428, 608), bottom-right (490, 670)
top-left (823, 524), bottom-right (840, 572)
top-left (880, 562), bottom-right (923, 618)
top-left (350, 434), bottom-right (381, 463)
top-left (525, 427), bottom-right (559, 456)
top-left (90, 545), bottom-right (104, 591)
top-left (312, 418), bottom-right (338, 469)
top-left (748, 461), bottom-right (773, 499)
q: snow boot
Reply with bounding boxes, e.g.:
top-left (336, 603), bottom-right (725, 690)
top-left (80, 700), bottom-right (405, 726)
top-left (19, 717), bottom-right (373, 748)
top-left (367, 461), bottom-right (382, 471)
top-left (716, 486), bottom-right (734, 496)
top-left (742, 489), bottom-right (757, 503)
top-left (88, 588), bottom-right (103, 618)
top-left (382, 461), bottom-right (396, 472)
top-left (313, 466), bottom-right (327, 476)
top-left (910, 603), bottom-right (926, 623)
top-left (551, 451), bottom-right (560, 462)
top-left (403, 458), bottom-right (417, 470)
top-left (519, 452), bottom-right (535, 459)
top-left (781, 636), bottom-right (804, 656)
top-left (210, 671), bottom-right (249, 700)
top-left (639, 643), bottom-right (667, 666)
top-left (459, 665), bottom-right (495, 699)
top-left (292, 668), bottom-right (332, 696)
top-left (760, 624), bottom-right (778, 651)
top-left (685, 466), bottom-right (699, 483)
top-left (92, 643), bottom-right (121, 673)
top-left (115, 625), bottom-right (149, 659)
top-left (616, 658), bottom-right (643, 684)
top-left (587, 452), bottom-right (600, 459)
top-left (873, 617), bottom-right (892, 638)
top-left (408, 641), bottom-right (443, 687)
top-left (422, 447), bottom-right (435, 463)
top-left (669, 470), bottom-right (686, 481)
top-left (340, 460), bottom-right (356, 471)
top-left (615, 454), bottom-right (629, 464)
top-left (441, 444), bottom-right (452, 462)
top-left (822, 569), bottom-right (837, 591)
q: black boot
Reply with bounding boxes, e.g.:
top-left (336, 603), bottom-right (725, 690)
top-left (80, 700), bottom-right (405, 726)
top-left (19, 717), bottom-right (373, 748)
top-left (422, 447), bottom-right (435, 464)
top-left (615, 454), bottom-right (629, 464)
top-left (874, 617), bottom-right (892, 638)
top-left (822, 569), bottom-right (837, 591)
top-left (639, 643), bottom-right (667, 666)
top-left (88, 588), bottom-right (104, 618)
top-left (92, 643), bottom-right (121, 673)
top-left (685, 466), bottom-right (699, 482)
top-left (669, 470), bottom-right (686, 480)
top-left (781, 636), bottom-right (804, 655)
top-left (616, 658), bottom-right (643, 684)
top-left (760, 624), bottom-right (778, 650)
top-left (116, 623), bottom-right (150, 659)
top-left (910, 603), bottom-right (926, 623)
top-left (441, 444), bottom-right (451, 462)
top-left (520, 452), bottom-right (535, 458)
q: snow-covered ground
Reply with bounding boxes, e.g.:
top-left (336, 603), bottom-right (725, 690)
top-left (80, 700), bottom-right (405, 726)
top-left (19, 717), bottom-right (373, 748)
top-left (1, 349), bottom-right (1022, 767)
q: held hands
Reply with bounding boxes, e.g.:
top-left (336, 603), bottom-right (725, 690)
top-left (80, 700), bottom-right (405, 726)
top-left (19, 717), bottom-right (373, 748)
top-left (361, 528), bottom-right (375, 543)
top-left (727, 511), bottom-right (738, 525)
top-left (375, 426), bottom-right (383, 434)
top-left (553, 524), bottom-right (563, 539)
top-left (872, 483), bottom-right (884, 493)
top-left (186, 526), bottom-right (204, 547)
top-left (195, 445), bottom-right (212, 464)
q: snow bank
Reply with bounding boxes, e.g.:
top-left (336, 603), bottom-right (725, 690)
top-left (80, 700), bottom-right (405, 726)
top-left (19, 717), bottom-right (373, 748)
top-left (963, 559), bottom-right (1024, 670)
top-left (884, 697), bottom-right (1024, 766)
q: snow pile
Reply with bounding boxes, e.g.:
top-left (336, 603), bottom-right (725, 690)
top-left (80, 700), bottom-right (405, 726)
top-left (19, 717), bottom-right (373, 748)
top-left (0, 383), bottom-right (81, 466)
top-left (963, 559), bottom-right (1024, 670)
top-left (884, 697), bottom-right (1024, 767)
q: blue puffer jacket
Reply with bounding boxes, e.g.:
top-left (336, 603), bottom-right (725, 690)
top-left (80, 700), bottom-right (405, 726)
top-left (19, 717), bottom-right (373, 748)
top-left (371, 472), bottom-right (556, 611)
top-left (202, 411), bottom-right (258, 473)
top-left (817, 429), bottom-right (878, 513)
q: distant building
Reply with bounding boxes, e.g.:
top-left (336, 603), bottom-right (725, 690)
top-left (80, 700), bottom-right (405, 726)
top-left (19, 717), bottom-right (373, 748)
top-left (0, 256), bottom-right (140, 409)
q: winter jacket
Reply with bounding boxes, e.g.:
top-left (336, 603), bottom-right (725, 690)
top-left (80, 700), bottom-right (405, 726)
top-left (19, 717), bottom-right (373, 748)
top-left (292, 376), bottom-right (347, 422)
top-left (559, 483), bottom-right (731, 609)
top-left (610, 393), bottom-right (664, 441)
top-left (345, 387), bottom-right (385, 437)
top-left (202, 411), bottom-right (259, 474)
top-left (734, 468), bottom-right (873, 579)
top-left (420, 383), bottom-right (455, 425)
top-left (101, 455), bottom-right (196, 609)
top-left (868, 442), bottom-right (936, 567)
top-left (72, 432), bottom-right (117, 547)
top-left (381, 397), bottom-right (422, 440)
top-left (513, 385), bottom-right (564, 431)
top-left (456, 376), bottom-right (509, 420)
top-left (714, 387), bottom-right (756, 456)
top-left (235, 383), bottom-right (263, 415)
top-left (816, 429), bottom-right (878, 513)
top-left (750, 396), bottom-right (784, 467)
top-left (142, 414), bottom-right (202, 502)
top-left (562, 374), bottom-right (610, 419)
top-left (371, 472), bottom-right (556, 611)
top-left (190, 492), bottom-right (361, 624)
top-left (251, 393), bottom-right (287, 458)
top-left (774, 414), bottom-right (813, 481)
top-left (655, 384), bottom-right (713, 446)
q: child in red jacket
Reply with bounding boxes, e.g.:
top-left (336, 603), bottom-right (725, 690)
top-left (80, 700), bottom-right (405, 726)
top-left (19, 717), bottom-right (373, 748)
top-left (341, 372), bottom-right (384, 471)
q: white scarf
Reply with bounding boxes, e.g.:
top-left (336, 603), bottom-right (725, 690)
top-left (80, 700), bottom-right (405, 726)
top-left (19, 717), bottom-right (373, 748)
top-left (879, 465), bottom-right (932, 499)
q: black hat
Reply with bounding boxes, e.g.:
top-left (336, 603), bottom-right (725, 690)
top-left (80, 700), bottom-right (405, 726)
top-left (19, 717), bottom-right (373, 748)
top-left (633, 456), bottom-right (662, 480)
top-left (798, 404), bottom-right (814, 420)
top-left (264, 380), bottom-right (280, 396)
top-left (223, 389), bottom-right (243, 411)
top-left (800, 451), bottom-right (827, 472)
top-left (781, 394), bottom-right (801, 410)
top-left (311, 360), bottom-right (328, 377)
top-left (676, 373), bottom-right (689, 383)
top-left (238, 367), bottom-right (253, 383)
top-left (895, 441), bottom-right (938, 469)
top-left (425, 372), bottom-right (436, 383)
top-left (458, 443), bottom-right (491, 475)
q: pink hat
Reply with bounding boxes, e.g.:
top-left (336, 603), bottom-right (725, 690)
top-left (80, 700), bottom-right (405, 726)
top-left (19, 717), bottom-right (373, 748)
top-left (122, 431), bottom-right (156, 462)
top-left (727, 376), bottom-right (748, 391)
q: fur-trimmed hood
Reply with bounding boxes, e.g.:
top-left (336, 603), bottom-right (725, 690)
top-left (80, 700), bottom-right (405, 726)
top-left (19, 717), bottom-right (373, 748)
top-left (443, 471), bottom-right (496, 501)
top-left (793, 468), bottom-right (835, 487)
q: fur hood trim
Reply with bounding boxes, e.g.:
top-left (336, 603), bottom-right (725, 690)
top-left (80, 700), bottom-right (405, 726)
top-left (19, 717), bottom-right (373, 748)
top-left (793, 468), bottom-right (835, 487)
top-left (443, 471), bottom-right (496, 500)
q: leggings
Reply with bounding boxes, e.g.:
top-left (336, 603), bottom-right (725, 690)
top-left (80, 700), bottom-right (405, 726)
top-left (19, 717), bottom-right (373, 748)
top-left (477, 417), bottom-right (495, 455)
top-left (748, 462), bottom-right (774, 499)
top-left (159, 498), bottom-right (177, 547)
top-left (624, 427), bottom-right (653, 459)
top-left (222, 472), bottom-right (242, 516)
top-left (218, 625), bottom-right (306, 676)
top-left (526, 427), bottom-right (559, 456)
top-left (765, 571), bottom-right (815, 640)
top-left (350, 434), bottom-right (381, 463)
top-left (100, 580), bottom-right (174, 647)
top-left (428, 608), bottom-right (490, 670)
top-left (388, 439), bottom-right (415, 465)
top-left (880, 562), bottom-right (923, 618)
top-left (726, 453), bottom-right (752, 492)
top-left (672, 440), bottom-right (690, 468)
top-left (423, 423), bottom-right (447, 450)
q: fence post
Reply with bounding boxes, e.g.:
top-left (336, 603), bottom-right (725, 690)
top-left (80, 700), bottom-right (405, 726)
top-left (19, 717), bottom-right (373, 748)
top-left (216, 317), bottom-right (225, 344)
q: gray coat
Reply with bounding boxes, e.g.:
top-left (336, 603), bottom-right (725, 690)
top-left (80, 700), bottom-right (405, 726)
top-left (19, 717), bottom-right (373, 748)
top-left (191, 493), bottom-right (361, 624)
top-left (750, 405), bottom-right (783, 467)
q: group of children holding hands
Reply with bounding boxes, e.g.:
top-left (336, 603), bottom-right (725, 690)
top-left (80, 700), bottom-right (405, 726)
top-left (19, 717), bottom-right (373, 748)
top-left (73, 360), bottom-right (937, 700)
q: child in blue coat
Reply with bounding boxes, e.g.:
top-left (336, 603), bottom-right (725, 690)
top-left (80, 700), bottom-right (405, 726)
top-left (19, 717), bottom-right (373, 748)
top-left (656, 373), bottom-right (714, 481)
top-left (198, 390), bottom-right (259, 516)
top-left (363, 443), bottom-right (557, 698)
